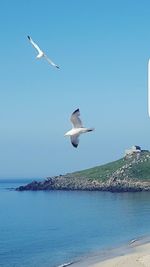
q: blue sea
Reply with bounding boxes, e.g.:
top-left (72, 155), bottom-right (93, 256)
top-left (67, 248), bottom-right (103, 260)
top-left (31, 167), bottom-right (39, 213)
top-left (1, 179), bottom-right (150, 267)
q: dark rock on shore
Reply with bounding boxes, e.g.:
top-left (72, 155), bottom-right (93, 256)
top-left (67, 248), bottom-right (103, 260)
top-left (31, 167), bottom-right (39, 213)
top-left (17, 175), bottom-right (150, 192)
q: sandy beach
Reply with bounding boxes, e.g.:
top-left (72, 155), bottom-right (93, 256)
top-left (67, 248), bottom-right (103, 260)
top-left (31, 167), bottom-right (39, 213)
top-left (90, 241), bottom-right (150, 267)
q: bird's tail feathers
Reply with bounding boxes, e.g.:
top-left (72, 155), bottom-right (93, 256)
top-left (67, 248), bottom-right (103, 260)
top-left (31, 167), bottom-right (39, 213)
top-left (86, 128), bottom-right (95, 132)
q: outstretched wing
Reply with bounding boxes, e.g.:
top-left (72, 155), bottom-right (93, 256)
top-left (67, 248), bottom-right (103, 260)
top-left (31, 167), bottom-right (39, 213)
top-left (70, 135), bottom-right (80, 148)
top-left (27, 36), bottom-right (43, 54)
top-left (44, 54), bottom-right (60, 69)
top-left (70, 109), bottom-right (83, 128)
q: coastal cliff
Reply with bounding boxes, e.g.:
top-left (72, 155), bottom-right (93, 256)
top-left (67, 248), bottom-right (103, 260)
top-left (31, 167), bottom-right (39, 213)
top-left (17, 150), bottom-right (150, 192)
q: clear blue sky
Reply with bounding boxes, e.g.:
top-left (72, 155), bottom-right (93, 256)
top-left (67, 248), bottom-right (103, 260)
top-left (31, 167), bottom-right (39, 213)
top-left (0, 0), bottom-right (150, 178)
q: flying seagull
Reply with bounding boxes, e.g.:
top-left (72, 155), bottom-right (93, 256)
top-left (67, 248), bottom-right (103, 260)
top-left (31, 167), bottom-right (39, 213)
top-left (64, 109), bottom-right (94, 148)
top-left (148, 59), bottom-right (150, 117)
top-left (27, 36), bottom-right (60, 69)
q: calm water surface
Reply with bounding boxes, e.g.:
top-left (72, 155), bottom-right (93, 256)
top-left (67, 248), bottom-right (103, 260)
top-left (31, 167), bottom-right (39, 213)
top-left (0, 179), bottom-right (150, 267)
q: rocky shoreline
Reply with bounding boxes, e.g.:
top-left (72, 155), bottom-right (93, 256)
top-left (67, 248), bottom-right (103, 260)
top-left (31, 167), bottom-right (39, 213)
top-left (16, 175), bottom-right (150, 193)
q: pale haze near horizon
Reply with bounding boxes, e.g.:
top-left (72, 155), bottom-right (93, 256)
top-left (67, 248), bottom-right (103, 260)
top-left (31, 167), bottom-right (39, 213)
top-left (0, 0), bottom-right (150, 179)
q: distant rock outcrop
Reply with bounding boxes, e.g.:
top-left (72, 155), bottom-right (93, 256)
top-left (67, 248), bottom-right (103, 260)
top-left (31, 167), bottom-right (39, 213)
top-left (17, 149), bottom-right (150, 193)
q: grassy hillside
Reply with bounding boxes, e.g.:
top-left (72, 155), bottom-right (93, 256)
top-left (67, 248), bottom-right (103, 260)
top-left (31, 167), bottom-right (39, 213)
top-left (71, 151), bottom-right (150, 181)
top-left (71, 158), bottom-right (125, 181)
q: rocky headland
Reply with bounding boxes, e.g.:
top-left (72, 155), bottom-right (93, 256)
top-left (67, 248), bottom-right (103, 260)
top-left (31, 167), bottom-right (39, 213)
top-left (17, 149), bottom-right (150, 193)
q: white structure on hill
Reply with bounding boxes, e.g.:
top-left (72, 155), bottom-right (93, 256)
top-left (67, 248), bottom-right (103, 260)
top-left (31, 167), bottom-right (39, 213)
top-left (125, 145), bottom-right (141, 157)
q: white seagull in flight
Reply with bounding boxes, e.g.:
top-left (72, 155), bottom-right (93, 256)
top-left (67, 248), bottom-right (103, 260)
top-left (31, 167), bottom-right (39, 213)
top-left (64, 109), bottom-right (94, 148)
top-left (27, 36), bottom-right (60, 69)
